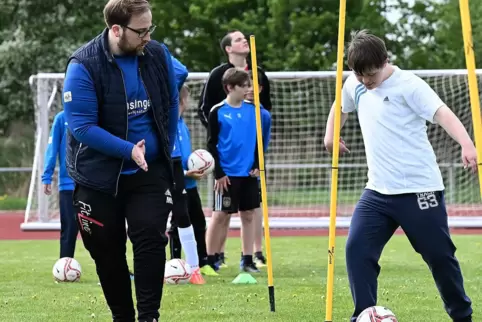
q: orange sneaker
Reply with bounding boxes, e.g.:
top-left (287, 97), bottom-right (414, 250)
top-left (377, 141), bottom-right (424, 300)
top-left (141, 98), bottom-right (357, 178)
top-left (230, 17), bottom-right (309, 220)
top-left (190, 269), bottom-right (206, 284)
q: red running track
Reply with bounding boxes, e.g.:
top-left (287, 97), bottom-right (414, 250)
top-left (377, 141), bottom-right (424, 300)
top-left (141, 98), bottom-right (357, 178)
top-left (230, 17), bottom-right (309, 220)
top-left (6, 204), bottom-right (482, 219)
top-left (1, 209), bottom-right (482, 240)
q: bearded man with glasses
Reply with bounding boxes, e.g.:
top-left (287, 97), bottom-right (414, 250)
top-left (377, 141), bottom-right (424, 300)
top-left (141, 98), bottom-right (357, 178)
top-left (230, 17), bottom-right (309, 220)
top-left (62, 0), bottom-right (179, 321)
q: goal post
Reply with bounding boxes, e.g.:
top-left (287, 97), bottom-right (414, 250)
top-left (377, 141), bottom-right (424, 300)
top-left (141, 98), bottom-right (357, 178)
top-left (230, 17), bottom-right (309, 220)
top-left (21, 70), bottom-right (482, 231)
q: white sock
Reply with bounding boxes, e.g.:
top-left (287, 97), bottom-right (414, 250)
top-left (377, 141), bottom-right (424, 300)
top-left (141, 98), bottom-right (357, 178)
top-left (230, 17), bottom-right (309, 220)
top-left (178, 225), bottom-right (199, 271)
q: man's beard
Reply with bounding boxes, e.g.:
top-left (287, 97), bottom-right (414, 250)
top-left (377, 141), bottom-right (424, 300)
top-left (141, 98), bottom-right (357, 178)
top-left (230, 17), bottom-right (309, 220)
top-left (118, 36), bottom-right (147, 56)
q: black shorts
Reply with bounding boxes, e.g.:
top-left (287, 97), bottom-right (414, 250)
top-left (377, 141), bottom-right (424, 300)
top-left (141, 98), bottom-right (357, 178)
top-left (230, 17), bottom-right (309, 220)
top-left (213, 176), bottom-right (260, 214)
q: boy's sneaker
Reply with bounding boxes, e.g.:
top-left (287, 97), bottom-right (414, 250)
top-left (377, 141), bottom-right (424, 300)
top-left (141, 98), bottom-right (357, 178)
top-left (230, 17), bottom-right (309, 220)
top-left (207, 255), bottom-right (220, 272)
top-left (217, 253), bottom-right (228, 268)
top-left (200, 265), bottom-right (219, 276)
top-left (254, 255), bottom-right (267, 267)
top-left (242, 262), bottom-right (260, 273)
top-left (219, 262), bottom-right (228, 268)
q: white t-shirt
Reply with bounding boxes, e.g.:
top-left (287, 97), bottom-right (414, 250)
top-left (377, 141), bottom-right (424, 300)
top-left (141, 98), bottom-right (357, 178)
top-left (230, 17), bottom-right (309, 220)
top-left (341, 66), bottom-right (445, 194)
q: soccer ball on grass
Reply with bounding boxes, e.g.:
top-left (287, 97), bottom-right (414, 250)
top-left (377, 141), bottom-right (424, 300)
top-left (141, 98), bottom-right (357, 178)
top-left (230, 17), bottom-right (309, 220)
top-left (52, 257), bottom-right (82, 282)
top-left (164, 258), bottom-right (191, 285)
top-left (356, 306), bottom-right (398, 322)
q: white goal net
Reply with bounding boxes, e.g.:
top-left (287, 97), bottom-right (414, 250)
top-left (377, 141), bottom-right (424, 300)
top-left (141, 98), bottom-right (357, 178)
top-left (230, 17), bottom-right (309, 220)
top-left (21, 70), bottom-right (482, 231)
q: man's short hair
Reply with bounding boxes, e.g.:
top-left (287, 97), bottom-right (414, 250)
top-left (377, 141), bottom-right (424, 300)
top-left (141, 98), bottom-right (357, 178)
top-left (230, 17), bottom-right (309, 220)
top-left (346, 30), bottom-right (388, 75)
top-left (220, 30), bottom-right (241, 54)
top-left (222, 68), bottom-right (250, 94)
top-left (103, 0), bottom-right (151, 28)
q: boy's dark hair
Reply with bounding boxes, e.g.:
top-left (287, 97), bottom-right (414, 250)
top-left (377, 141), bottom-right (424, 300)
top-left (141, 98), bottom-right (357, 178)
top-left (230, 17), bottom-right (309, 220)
top-left (247, 70), bottom-right (263, 87)
top-left (346, 30), bottom-right (388, 75)
top-left (104, 0), bottom-right (151, 28)
top-left (222, 68), bottom-right (250, 94)
top-left (220, 30), bottom-right (241, 55)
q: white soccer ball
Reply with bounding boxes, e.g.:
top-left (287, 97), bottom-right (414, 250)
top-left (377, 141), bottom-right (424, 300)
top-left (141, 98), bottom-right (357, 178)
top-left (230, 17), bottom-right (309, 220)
top-left (187, 149), bottom-right (215, 174)
top-left (52, 257), bottom-right (82, 282)
top-left (164, 258), bottom-right (191, 285)
top-left (356, 306), bottom-right (398, 322)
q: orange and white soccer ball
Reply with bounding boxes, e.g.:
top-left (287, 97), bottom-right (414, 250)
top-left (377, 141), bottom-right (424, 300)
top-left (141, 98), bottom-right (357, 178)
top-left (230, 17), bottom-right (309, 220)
top-left (52, 257), bottom-right (82, 282)
top-left (356, 306), bottom-right (398, 322)
top-left (164, 258), bottom-right (191, 285)
top-left (188, 149), bottom-right (214, 174)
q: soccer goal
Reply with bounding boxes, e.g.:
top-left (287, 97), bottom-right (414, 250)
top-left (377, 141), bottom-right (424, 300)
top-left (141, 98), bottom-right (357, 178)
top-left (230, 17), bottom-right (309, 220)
top-left (21, 70), bottom-right (482, 231)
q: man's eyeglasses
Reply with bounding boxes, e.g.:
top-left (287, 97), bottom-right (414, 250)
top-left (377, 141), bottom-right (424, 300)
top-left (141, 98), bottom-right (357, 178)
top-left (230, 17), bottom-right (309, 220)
top-left (123, 25), bottom-right (156, 38)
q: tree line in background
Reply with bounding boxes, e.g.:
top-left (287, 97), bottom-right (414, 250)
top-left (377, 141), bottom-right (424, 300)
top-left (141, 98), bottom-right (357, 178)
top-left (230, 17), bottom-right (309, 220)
top-left (0, 0), bottom-right (480, 136)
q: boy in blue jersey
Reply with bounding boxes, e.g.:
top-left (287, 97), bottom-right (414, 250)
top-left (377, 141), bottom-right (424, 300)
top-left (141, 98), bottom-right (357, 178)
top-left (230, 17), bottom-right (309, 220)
top-left (63, 0), bottom-right (179, 320)
top-left (206, 68), bottom-right (261, 273)
top-left (41, 111), bottom-right (78, 259)
top-left (216, 71), bottom-right (272, 270)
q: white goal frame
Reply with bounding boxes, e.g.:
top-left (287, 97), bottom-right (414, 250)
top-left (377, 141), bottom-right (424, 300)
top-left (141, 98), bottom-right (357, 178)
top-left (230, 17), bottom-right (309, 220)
top-left (21, 69), bottom-right (482, 231)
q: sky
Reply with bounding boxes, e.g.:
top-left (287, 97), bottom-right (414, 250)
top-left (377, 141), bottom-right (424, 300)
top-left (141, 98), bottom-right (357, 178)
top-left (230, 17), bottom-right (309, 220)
top-left (384, 0), bottom-right (444, 23)
top-left (385, 0), bottom-right (415, 23)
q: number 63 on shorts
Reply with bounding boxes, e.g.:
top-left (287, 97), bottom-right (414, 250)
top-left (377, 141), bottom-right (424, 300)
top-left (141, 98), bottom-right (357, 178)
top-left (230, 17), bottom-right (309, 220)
top-left (416, 191), bottom-right (440, 210)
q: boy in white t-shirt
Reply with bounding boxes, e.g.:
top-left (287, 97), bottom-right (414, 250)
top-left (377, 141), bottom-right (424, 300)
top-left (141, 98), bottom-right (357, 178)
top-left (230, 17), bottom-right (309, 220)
top-left (324, 30), bottom-right (476, 322)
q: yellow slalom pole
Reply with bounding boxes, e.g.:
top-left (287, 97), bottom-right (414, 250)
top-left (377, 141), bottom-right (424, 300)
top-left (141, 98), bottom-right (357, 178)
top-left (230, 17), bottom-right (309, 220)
top-left (459, 0), bottom-right (482, 199)
top-left (249, 35), bottom-right (275, 312)
top-left (325, 0), bottom-right (347, 321)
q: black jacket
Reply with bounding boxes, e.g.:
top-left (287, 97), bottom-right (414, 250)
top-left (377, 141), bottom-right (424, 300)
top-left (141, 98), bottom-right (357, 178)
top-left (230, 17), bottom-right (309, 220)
top-left (65, 29), bottom-right (173, 195)
top-left (197, 62), bottom-right (272, 128)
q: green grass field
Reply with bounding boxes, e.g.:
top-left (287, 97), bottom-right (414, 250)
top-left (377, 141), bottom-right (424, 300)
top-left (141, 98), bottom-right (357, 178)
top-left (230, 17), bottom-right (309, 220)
top-left (1, 235), bottom-right (481, 321)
